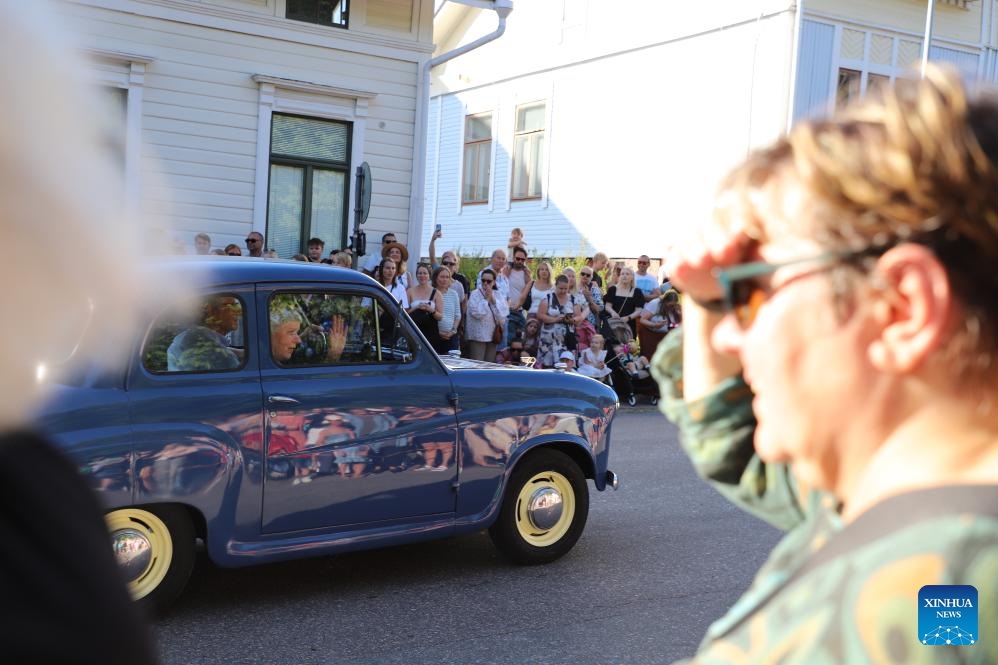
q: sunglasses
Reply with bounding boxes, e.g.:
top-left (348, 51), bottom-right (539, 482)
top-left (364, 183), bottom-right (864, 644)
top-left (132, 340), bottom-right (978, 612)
top-left (712, 247), bottom-right (884, 328)
top-left (481, 279), bottom-right (494, 284)
top-left (580, 272), bottom-right (592, 277)
top-left (245, 238), bottom-right (261, 244)
top-left (442, 261), bottom-right (457, 267)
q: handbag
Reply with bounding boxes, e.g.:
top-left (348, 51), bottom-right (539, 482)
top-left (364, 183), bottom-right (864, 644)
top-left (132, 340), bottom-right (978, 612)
top-left (490, 305), bottom-right (503, 344)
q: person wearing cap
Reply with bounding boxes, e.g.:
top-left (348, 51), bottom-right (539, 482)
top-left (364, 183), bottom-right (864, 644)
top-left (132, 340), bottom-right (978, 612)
top-left (558, 349), bottom-right (577, 372)
top-left (381, 241), bottom-right (410, 290)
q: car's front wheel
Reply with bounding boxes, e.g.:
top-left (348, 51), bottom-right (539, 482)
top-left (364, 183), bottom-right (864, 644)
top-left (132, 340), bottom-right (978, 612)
top-left (105, 505), bottom-right (195, 615)
top-left (489, 449), bottom-right (589, 564)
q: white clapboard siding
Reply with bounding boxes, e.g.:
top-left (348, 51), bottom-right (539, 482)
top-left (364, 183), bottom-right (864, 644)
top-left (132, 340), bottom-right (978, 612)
top-left (59, 0), bottom-right (431, 247)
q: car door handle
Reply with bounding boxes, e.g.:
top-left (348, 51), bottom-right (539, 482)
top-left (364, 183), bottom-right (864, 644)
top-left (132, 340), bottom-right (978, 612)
top-left (267, 395), bottom-right (300, 405)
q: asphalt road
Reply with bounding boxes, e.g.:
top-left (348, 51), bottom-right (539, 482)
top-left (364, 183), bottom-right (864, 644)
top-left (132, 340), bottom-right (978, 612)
top-left (154, 408), bottom-right (781, 665)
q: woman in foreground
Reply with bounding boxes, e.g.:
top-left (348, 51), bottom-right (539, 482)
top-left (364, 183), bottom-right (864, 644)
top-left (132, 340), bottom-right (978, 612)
top-left (654, 66), bottom-right (997, 664)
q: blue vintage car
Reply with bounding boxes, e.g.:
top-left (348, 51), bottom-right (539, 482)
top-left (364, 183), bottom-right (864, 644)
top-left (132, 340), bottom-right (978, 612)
top-left (37, 258), bottom-right (618, 612)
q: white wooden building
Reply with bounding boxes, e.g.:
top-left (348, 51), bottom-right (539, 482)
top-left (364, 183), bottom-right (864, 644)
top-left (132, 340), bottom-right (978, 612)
top-left (57, 0), bottom-right (434, 257)
top-left (423, 0), bottom-right (996, 260)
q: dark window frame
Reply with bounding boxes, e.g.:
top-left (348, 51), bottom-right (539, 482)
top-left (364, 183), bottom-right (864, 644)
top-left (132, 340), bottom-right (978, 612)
top-left (266, 112), bottom-right (353, 256)
top-left (285, 0), bottom-right (349, 29)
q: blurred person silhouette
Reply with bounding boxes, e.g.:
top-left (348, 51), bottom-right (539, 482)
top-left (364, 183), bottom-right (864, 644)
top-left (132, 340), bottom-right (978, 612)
top-left (167, 296), bottom-right (243, 371)
top-left (654, 67), bottom-right (998, 663)
top-left (1, 2), bottom-right (159, 662)
top-left (193, 232), bottom-right (212, 255)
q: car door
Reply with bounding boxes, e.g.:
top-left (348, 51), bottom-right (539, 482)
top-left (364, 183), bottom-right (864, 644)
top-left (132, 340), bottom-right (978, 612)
top-left (128, 286), bottom-right (266, 536)
top-left (258, 284), bottom-right (458, 534)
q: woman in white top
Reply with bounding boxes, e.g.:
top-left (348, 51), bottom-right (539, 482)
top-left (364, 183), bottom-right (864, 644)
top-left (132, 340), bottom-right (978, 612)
top-left (406, 262), bottom-right (443, 350)
top-left (466, 268), bottom-right (509, 361)
top-left (527, 261), bottom-right (554, 317)
top-left (432, 265), bottom-right (461, 354)
top-left (375, 257), bottom-right (409, 308)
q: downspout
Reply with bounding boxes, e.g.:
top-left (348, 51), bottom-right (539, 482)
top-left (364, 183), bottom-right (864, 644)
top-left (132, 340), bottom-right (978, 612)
top-left (407, 0), bottom-right (513, 260)
top-left (786, 0), bottom-right (803, 132)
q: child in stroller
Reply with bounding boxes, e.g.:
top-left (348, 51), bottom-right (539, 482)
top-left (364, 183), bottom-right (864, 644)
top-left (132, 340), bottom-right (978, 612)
top-left (599, 315), bottom-right (659, 406)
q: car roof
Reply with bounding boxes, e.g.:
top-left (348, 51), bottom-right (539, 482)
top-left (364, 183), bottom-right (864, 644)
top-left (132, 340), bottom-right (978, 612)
top-left (145, 256), bottom-right (377, 288)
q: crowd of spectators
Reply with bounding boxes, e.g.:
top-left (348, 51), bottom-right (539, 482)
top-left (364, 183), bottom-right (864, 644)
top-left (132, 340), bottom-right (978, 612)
top-left (183, 227), bottom-right (679, 371)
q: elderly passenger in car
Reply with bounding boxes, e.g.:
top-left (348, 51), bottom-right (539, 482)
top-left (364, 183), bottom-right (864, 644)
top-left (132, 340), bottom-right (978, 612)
top-left (166, 295), bottom-right (243, 371)
top-left (270, 297), bottom-right (348, 365)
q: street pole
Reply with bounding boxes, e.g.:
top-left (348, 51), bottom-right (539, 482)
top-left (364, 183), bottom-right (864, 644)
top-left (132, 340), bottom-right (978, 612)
top-left (351, 165), bottom-right (365, 270)
top-left (921, 0), bottom-right (936, 77)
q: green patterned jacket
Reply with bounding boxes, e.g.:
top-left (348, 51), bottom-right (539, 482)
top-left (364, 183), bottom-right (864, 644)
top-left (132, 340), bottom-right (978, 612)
top-left (651, 330), bottom-right (998, 665)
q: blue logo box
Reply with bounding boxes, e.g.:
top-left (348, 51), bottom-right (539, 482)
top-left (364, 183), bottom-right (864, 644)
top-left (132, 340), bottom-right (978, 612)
top-left (919, 585), bottom-right (978, 646)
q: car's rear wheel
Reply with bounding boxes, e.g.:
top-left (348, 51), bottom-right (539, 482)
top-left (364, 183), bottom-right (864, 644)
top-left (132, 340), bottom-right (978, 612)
top-left (488, 449), bottom-right (589, 564)
top-left (105, 505), bottom-right (195, 615)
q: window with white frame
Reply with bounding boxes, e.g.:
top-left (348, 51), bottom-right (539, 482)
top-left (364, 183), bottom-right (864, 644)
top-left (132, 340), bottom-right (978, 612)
top-left (86, 51), bottom-right (151, 211)
top-left (511, 102), bottom-right (545, 200)
top-left (286, 0), bottom-right (349, 28)
top-left (267, 114), bottom-right (351, 257)
top-left (462, 113), bottom-right (492, 204)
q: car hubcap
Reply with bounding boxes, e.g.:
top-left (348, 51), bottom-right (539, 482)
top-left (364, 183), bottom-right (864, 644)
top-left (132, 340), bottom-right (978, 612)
top-left (106, 509), bottom-right (173, 600)
top-left (515, 471), bottom-right (575, 547)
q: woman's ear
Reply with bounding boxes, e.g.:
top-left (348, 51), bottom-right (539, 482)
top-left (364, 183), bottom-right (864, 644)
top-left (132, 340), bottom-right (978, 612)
top-left (866, 244), bottom-right (952, 375)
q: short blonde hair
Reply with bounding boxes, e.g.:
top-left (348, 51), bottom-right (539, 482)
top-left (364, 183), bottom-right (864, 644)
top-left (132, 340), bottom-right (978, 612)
top-left (715, 65), bottom-right (996, 387)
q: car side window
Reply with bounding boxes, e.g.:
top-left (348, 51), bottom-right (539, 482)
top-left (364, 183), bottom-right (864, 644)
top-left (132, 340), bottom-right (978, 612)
top-left (268, 291), bottom-right (414, 367)
top-left (142, 294), bottom-right (247, 373)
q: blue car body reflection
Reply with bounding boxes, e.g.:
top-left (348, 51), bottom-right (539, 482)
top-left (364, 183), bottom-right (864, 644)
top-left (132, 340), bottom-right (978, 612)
top-left (37, 259), bottom-right (618, 573)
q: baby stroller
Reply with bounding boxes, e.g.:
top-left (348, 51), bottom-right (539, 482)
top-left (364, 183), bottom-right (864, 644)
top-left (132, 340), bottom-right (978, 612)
top-left (599, 316), bottom-right (660, 407)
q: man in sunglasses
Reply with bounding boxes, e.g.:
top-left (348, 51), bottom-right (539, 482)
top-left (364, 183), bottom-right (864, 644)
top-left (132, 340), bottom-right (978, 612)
top-left (245, 231), bottom-right (264, 258)
top-left (362, 232), bottom-right (397, 275)
top-left (652, 68), bottom-right (998, 663)
top-left (634, 254), bottom-right (661, 299)
top-left (505, 245), bottom-right (532, 347)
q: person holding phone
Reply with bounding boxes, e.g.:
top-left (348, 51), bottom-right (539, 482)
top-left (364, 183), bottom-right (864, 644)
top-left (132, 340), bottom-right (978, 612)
top-left (536, 275), bottom-right (584, 368)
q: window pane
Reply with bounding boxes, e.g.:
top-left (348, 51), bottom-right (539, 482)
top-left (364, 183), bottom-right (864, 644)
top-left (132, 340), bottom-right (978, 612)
top-left (474, 145), bottom-right (490, 201)
top-left (310, 169), bottom-right (346, 250)
top-left (466, 114), bottom-right (491, 140)
top-left (143, 294), bottom-right (246, 374)
top-left (462, 113), bottom-right (492, 204)
top-left (528, 134), bottom-right (543, 197)
top-left (868, 73), bottom-right (890, 97)
top-left (97, 86), bottom-right (127, 174)
top-left (512, 135), bottom-right (543, 199)
top-left (267, 165), bottom-right (305, 258)
top-left (516, 104), bottom-right (545, 132)
top-left (287, 0), bottom-right (348, 28)
top-left (836, 68), bottom-right (861, 109)
top-left (462, 147), bottom-right (477, 202)
top-left (462, 143), bottom-right (490, 203)
top-left (272, 114), bottom-right (349, 163)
